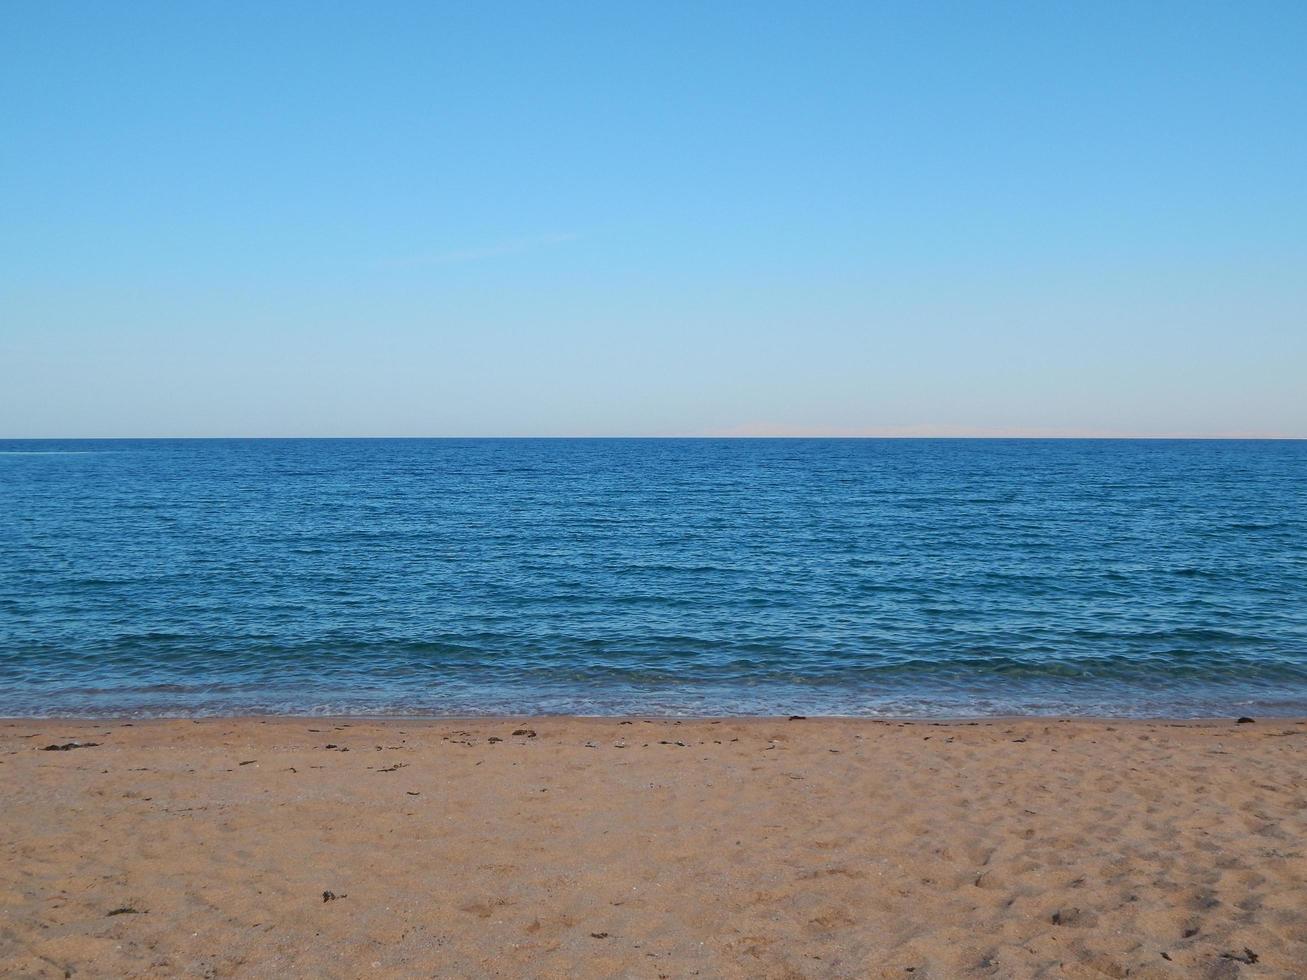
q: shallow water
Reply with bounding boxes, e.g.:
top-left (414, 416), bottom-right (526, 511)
top-left (2, 438), bottom-right (1305, 717)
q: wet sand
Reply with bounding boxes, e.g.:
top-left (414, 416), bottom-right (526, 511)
top-left (2, 716), bottom-right (1305, 978)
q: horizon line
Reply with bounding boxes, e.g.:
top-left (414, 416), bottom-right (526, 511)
top-left (3, 434), bottom-right (1304, 442)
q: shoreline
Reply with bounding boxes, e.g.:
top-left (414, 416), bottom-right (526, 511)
top-left (5, 715), bottom-right (1305, 976)
top-left (3, 711), bottom-right (1301, 726)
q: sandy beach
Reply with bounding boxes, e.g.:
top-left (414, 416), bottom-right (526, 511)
top-left (2, 716), bottom-right (1304, 978)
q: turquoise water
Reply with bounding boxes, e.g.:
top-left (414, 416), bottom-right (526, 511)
top-left (2, 438), bottom-right (1305, 717)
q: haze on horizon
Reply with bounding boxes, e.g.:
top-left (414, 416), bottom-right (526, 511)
top-left (2, 2), bottom-right (1304, 439)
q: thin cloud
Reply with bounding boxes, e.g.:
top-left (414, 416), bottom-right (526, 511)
top-left (397, 233), bottom-right (578, 267)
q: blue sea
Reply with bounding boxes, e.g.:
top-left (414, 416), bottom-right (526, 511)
top-left (2, 439), bottom-right (1305, 718)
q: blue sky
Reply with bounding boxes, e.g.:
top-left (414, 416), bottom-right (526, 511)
top-left (2, 1), bottom-right (1304, 437)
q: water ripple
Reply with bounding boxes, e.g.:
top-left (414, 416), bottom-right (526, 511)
top-left (1, 438), bottom-right (1305, 717)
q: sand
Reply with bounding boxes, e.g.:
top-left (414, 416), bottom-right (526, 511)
top-left (2, 716), bottom-right (1305, 978)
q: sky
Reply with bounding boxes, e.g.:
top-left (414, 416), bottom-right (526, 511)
top-left (2, 1), bottom-right (1305, 438)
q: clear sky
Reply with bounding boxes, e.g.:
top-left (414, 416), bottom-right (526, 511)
top-left (2, 1), bottom-right (1304, 437)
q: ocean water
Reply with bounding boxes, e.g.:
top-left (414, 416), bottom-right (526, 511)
top-left (2, 438), bottom-right (1305, 718)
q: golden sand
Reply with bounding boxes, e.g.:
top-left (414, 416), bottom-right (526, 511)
top-left (2, 716), bottom-right (1305, 978)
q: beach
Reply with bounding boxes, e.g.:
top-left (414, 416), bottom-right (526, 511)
top-left (7, 0), bottom-right (1306, 975)
top-left (2, 716), bottom-right (1304, 978)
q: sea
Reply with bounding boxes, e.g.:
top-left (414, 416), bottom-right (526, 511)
top-left (2, 438), bottom-right (1305, 718)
